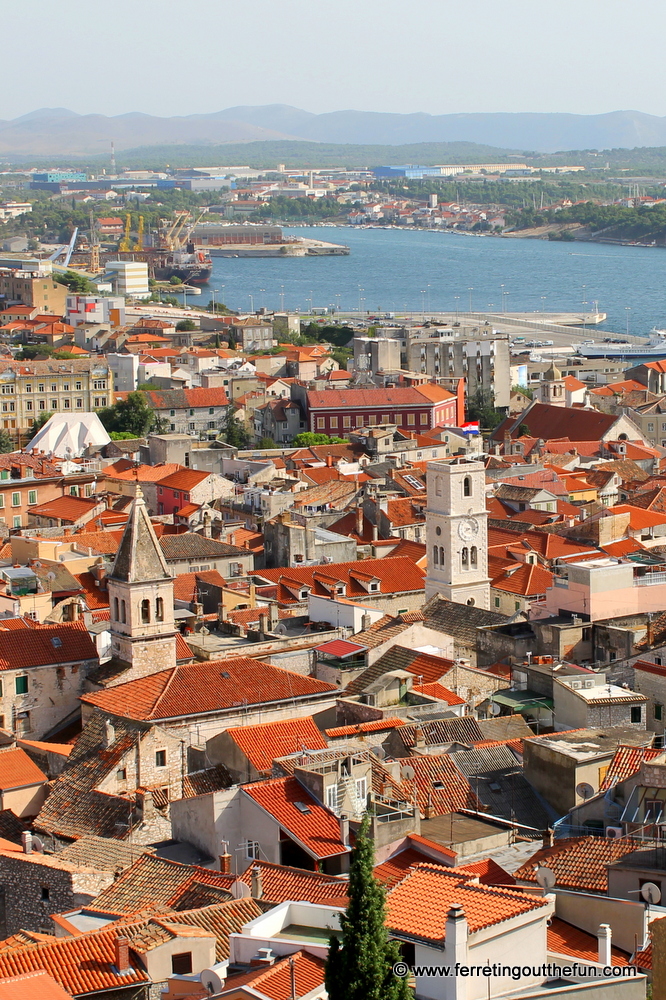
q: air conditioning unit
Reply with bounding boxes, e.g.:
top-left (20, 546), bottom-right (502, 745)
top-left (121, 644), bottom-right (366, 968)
top-left (606, 826), bottom-right (624, 839)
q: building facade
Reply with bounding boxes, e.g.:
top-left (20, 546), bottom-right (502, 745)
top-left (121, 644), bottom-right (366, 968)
top-left (0, 360), bottom-right (112, 437)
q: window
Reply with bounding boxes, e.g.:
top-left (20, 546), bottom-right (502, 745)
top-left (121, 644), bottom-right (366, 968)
top-left (117, 768), bottom-right (127, 781)
top-left (356, 415), bottom-right (363, 427)
top-left (440, 546), bottom-right (445, 566)
top-left (75, 382), bottom-right (82, 391)
top-left (113, 597), bottom-right (119, 621)
top-left (170, 409), bottom-right (175, 416)
top-left (39, 400), bottom-right (46, 411)
top-left (38, 384), bottom-right (44, 393)
top-left (11, 492), bottom-right (19, 507)
top-left (25, 401), bottom-right (32, 411)
top-left (343, 416), bottom-right (351, 429)
top-left (420, 413), bottom-right (428, 425)
top-left (12, 516), bottom-right (20, 528)
top-left (656, 703), bottom-right (664, 721)
top-left (631, 706), bottom-right (642, 724)
top-left (93, 380), bottom-right (106, 390)
top-left (244, 840), bottom-right (260, 859)
top-left (63, 384), bottom-right (69, 392)
top-left (40, 887), bottom-right (50, 901)
top-left (330, 416), bottom-right (338, 429)
top-left (495, 596), bottom-right (500, 608)
top-left (121, 600), bottom-right (126, 624)
top-left (461, 547), bottom-right (468, 568)
top-left (51, 385), bottom-right (57, 393)
top-left (141, 599), bottom-right (150, 624)
top-left (76, 398), bottom-right (83, 408)
top-left (156, 597), bottom-right (164, 622)
top-left (355, 777), bottom-right (367, 804)
top-left (316, 417), bottom-right (325, 430)
top-left (25, 385), bottom-right (31, 393)
top-left (171, 953), bottom-right (193, 976)
top-left (470, 546), bottom-right (477, 567)
top-left (0, 496), bottom-right (5, 509)
top-left (27, 490), bottom-right (37, 505)
top-left (463, 476), bottom-right (472, 497)
top-left (407, 413), bottom-right (415, 426)
top-left (70, 486), bottom-right (78, 496)
top-left (16, 712), bottom-right (30, 734)
top-left (433, 546), bottom-right (438, 565)
top-left (515, 601), bottom-right (521, 611)
top-left (15, 675), bottom-right (28, 695)
top-left (326, 784), bottom-right (338, 811)
top-left (155, 749), bottom-right (167, 767)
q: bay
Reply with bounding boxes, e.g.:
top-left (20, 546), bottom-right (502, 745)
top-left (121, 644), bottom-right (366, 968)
top-left (204, 226), bottom-right (666, 336)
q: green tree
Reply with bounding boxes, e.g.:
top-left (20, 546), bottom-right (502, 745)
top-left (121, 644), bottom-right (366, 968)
top-left (176, 319), bottom-right (197, 331)
top-left (97, 391), bottom-right (154, 437)
top-left (325, 815), bottom-right (410, 1000)
top-left (169, 275), bottom-right (181, 285)
top-left (466, 389), bottom-right (504, 431)
top-left (222, 412), bottom-right (250, 449)
top-left (53, 270), bottom-right (95, 293)
top-left (0, 430), bottom-right (14, 454)
top-left (293, 432), bottom-right (347, 447)
top-left (17, 345), bottom-right (56, 360)
top-left (258, 436), bottom-right (276, 449)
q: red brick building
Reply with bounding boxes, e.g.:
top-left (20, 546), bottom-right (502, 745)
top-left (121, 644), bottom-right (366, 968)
top-left (303, 384), bottom-right (461, 435)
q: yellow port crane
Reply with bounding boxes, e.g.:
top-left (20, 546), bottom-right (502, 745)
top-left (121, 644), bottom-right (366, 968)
top-left (132, 215), bottom-right (144, 251)
top-left (118, 213), bottom-right (132, 252)
top-left (159, 210), bottom-right (190, 250)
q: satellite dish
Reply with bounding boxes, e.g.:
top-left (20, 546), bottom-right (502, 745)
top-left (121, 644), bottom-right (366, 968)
top-left (535, 866), bottom-right (557, 890)
top-left (489, 702), bottom-right (502, 716)
top-left (641, 882), bottom-right (662, 905)
top-left (32, 836), bottom-right (44, 854)
top-left (576, 782), bottom-right (595, 800)
top-left (200, 962), bottom-right (229, 995)
top-left (401, 765), bottom-right (415, 781)
top-left (373, 746), bottom-right (386, 759)
top-left (230, 879), bottom-right (251, 899)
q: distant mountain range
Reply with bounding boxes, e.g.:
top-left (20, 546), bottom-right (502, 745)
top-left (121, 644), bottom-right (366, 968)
top-left (5, 105), bottom-right (666, 157)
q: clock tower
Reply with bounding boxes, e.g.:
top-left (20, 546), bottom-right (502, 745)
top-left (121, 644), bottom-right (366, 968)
top-left (425, 458), bottom-right (490, 609)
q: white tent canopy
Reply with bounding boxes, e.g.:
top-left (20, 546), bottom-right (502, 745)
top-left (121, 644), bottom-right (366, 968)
top-left (26, 413), bottom-right (111, 459)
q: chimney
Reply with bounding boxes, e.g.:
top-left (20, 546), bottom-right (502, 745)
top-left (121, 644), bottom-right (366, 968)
top-left (21, 831), bottom-right (32, 854)
top-left (114, 936), bottom-right (132, 976)
top-left (103, 719), bottom-right (115, 748)
top-left (356, 504), bottom-right (363, 537)
top-left (339, 814), bottom-right (350, 846)
top-left (361, 612), bottom-right (372, 631)
top-left (251, 865), bottom-right (263, 899)
top-left (203, 511), bottom-right (212, 539)
top-left (446, 905), bottom-right (468, 978)
top-left (250, 947), bottom-right (275, 967)
top-left (258, 612), bottom-right (268, 640)
top-left (413, 725), bottom-right (425, 748)
top-left (542, 828), bottom-right (554, 849)
top-left (219, 851), bottom-right (231, 875)
top-left (136, 787), bottom-right (153, 819)
top-left (218, 602), bottom-right (227, 623)
top-left (597, 924), bottom-right (612, 967)
top-left (267, 602), bottom-right (279, 632)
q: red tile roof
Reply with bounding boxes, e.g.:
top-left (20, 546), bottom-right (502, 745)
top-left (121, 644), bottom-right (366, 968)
top-left (172, 569), bottom-right (226, 604)
top-left (325, 718), bottom-right (405, 739)
top-left (156, 468), bottom-right (210, 491)
top-left (243, 776), bottom-right (347, 859)
top-left (73, 573), bottom-right (111, 610)
top-left (413, 681), bottom-right (466, 706)
top-left (0, 925), bottom-right (149, 996)
top-left (221, 950), bottom-right (325, 1000)
top-left (0, 621), bottom-right (96, 671)
top-left (387, 864), bottom-right (549, 943)
top-left (599, 743), bottom-right (664, 791)
top-left (0, 971), bottom-right (74, 1000)
top-left (0, 749), bottom-right (47, 790)
top-left (455, 858), bottom-right (516, 886)
top-left (254, 557), bottom-right (425, 604)
top-left (29, 495), bottom-right (100, 523)
top-left (225, 717), bottom-right (328, 773)
top-left (490, 561), bottom-right (553, 597)
top-left (548, 916), bottom-right (629, 965)
top-left (81, 657), bottom-right (336, 721)
top-left (398, 754), bottom-right (480, 816)
top-left (515, 837), bottom-right (647, 893)
top-left (493, 403), bottom-right (619, 444)
top-left (306, 385), bottom-right (454, 410)
top-left (235, 860), bottom-right (348, 905)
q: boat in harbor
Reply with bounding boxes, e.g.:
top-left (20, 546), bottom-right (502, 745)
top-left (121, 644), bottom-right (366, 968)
top-left (576, 329), bottom-right (666, 361)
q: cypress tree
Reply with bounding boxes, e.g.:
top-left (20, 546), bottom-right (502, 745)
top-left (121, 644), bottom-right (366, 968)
top-left (325, 815), bottom-right (412, 1000)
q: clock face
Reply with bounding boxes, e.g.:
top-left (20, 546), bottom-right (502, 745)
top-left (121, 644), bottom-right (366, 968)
top-left (458, 517), bottom-right (479, 542)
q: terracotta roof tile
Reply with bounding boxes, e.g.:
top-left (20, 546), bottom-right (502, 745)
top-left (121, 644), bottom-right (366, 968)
top-left (0, 971), bottom-right (74, 999)
top-left (515, 837), bottom-right (647, 893)
top-left (221, 950), bottom-right (325, 1000)
top-left (325, 718), bottom-right (406, 739)
top-left (548, 916), bottom-right (629, 965)
top-left (0, 749), bottom-right (47, 790)
top-left (235, 860), bottom-right (348, 906)
top-left (164, 898), bottom-right (262, 962)
top-left (81, 657), bottom-right (336, 722)
top-left (156, 468), bottom-right (210, 491)
top-left (599, 742), bottom-right (665, 790)
top-left (225, 717), bottom-right (328, 773)
top-left (0, 621), bottom-right (96, 671)
top-left (387, 864), bottom-right (549, 943)
top-left (243, 776), bottom-right (347, 859)
top-left (255, 557), bottom-right (425, 604)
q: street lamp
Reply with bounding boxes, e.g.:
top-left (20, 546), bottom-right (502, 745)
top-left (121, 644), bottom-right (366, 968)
top-left (454, 295), bottom-right (460, 321)
top-left (280, 284), bottom-right (285, 312)
top-left (421, 289), bottom-right (426, 315)
top-left (541, 296), bottom-right (546, 313)
top-left (500, 283), bottom-right (505, 313)
top-left (248, 293), bottom-right (254, 313)
top-left (468, 287), bottom-right (474, 313)
top-left (626, 307), bottom-right (631, 338)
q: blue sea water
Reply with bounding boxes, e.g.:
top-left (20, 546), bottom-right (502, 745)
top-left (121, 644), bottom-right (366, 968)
top-left (204, 226), bottom-right (666, 335)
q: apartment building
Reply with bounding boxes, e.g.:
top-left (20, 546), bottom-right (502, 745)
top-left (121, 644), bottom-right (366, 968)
top-left (407, 326), bottom-right (511, 409)
top-left (0, 259), bottom-right (68, 316)
top-left (0, 360), bottom-right (112, 437)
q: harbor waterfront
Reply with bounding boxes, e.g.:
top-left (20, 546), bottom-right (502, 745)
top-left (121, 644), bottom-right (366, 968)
top-left (207, 225), bottom-right (666, 334)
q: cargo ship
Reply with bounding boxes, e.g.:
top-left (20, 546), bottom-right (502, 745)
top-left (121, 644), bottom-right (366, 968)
top-left (576, 329), bottom-right (666, 361)
top-left (114, 243), bottom-right (212, 285)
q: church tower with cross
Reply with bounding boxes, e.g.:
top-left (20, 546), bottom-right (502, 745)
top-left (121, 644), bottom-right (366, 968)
top-left (107, 486), bottom-right (177, 676)
top-left (425, 458), bottom-right (490, 609)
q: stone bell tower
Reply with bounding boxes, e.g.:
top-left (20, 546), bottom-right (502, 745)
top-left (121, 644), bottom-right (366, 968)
top-left (425, 458), bottom-right (489, 609)
top-left (107, 486), bottom-right (177, 677)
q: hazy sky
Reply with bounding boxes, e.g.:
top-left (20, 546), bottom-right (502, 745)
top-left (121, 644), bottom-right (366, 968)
top-left (4, 0), bottom-right (666, 120)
